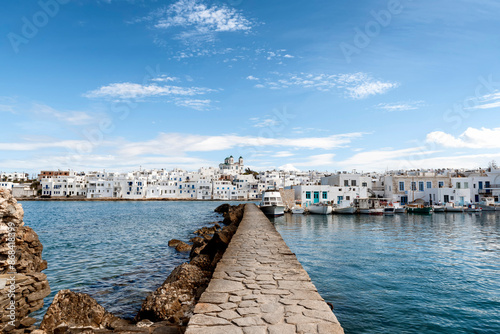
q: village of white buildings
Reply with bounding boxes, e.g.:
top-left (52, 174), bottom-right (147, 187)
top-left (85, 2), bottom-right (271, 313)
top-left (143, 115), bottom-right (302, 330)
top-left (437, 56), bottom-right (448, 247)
top-left (1, 156), bottom-right (500, 206)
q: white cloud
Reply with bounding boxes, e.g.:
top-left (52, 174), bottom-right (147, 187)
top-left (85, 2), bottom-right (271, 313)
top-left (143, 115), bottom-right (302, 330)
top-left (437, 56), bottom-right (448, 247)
top-left (374, 100), bottom-right (425, 112)
top-left (275, 151), bottom-right (294, 158)
top-left (175, 99), bottom-right (212, 110)
top-left (469, 91), bottom-right (500, 110)
top-left (246, 75), bottom-right (259, 81)
top-left (84, 82), bottom-right (215, 99)
top-left (254, 72), bottom-right (398, 99)
top-left (279, 163), bottom-right (299, 172)
top-left (151, 75), bottom-right (178, 82)
top-left (283, 54), bottom-right (294, 58)
top-left (251, 118), bottom-right (278, 128)
top-left (0, 140), bottom-right (98, 152)
top-left (117, 132), bottom-right (364, 156)
top-left (292, 153), bottom-right (336, 167)
top-left (31, 103), bottom-right (97, 125)
top-left (150, 0), bottom-right (253, 43)
top-left (426, 127), bottom-right (500, 148)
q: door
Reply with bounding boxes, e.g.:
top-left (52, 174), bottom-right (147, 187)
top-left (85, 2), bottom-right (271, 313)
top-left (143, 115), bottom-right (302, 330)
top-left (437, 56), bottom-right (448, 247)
top-left (444, 195), bottom-right (449, 203)
top-left (401, 196), bottom-right (408, 205)
top-left (338, 196), bottom-right (343, 204)
top-left (313, 192), bottom-right (320, 203)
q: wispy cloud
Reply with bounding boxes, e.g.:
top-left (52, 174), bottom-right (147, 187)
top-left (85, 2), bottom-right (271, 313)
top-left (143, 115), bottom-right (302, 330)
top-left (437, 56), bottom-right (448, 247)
top-left (374, 100), bottom-right (425, 112)
top-left (31, 103), bottom-right (98, 125)
top-left (117, 132), bottom-right (364, 156)
top-left (246, 75), bottom-right (259, 81)
top-left (250, 117), bottom-right (278, 128)
top-left (146, 0), bottom-right (254, 43)
top-left (427, 127), bottom-right (500, 148)
top-left (151, 75), bottom-right (178, 82)
top-left (84, 82), bottom-right (215, 99)
top-left (468, 90), bottom-right (500, 110)
top-left (253, 72), bottom-right (398, 99)
top-left (175, 98), bottom-right (212, 111)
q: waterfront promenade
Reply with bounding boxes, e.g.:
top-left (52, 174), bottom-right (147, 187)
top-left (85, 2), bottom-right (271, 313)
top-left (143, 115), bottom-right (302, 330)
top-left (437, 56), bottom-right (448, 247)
top-left (186, 204), bottom-right (344, 334)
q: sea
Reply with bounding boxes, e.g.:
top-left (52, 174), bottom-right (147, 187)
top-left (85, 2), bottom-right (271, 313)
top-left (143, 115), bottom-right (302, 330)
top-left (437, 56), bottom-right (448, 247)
top-left (21, 201), bottom-right (500, 333)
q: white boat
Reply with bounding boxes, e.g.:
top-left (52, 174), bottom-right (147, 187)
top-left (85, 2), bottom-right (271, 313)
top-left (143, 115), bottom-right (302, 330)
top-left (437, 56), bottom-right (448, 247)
top-left (477, 197), bottom-right (499, 211)
top-left (445, 202), bottom-right (465, 212)
top-left (383, 207), bottom-right (395, 215)
top-left (358, 209), bottom-right (371, 214)
top-left (260, 190), bottom-right (285, 217)
top-left (334, 206), bottom-right (356, 214)
top-left (369, 208), bottom-right (384, 215)
top-left (333, 200), bottom-right (356, 214)
top-left (432, 205), bottom-right (445, 212)
top-left (308, 203), bottom-right (333, 215)
top-left (291, 207), bottom-right (305, 214)
top-left (465, 204), bottom-right (482, 213)
top-left (393, 202), bottom-right (406, 214)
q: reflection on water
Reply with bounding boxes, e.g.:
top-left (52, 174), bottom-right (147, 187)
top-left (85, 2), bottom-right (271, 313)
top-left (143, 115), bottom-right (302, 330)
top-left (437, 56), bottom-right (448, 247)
top-left (272, 212), bottom-right (500, 334)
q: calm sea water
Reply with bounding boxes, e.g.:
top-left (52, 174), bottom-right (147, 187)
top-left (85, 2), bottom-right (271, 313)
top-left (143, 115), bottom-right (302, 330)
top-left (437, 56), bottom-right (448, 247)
top-left (21, 202), bottom-right (500, 333)
top-left (272, 212), bottom-right (500, 334)
top-left (21, 201), bottom-right (227, 320)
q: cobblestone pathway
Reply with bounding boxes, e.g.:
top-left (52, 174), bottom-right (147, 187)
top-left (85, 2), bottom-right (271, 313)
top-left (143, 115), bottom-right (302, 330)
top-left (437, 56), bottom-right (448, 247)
top-left (185, 204), bottom-right (344, 334)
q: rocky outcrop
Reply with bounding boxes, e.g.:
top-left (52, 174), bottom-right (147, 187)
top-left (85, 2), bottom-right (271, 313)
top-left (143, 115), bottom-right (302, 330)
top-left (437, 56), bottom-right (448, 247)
top-left (0, 189), bottom-right (50, 333)
top-left (40, 290), bottom-right (127, 333)
top-left (136, 204), bottom-right (245, 326)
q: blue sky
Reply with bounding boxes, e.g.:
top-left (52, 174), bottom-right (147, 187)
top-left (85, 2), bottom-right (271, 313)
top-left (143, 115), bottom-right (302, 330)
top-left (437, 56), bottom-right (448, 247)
top-left (1, 0), bottom-right (500, 174)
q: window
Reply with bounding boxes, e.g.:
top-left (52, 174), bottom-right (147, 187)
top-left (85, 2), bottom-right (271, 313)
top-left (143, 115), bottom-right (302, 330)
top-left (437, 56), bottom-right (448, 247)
top-left (305, 191), bottom-right (311, 199)
top-left (427, 182), bottom-right (432, 189)
top-left (344, 180), bottom-right (349, 186)
top-left (322, 192), bottom-right (328, 199)
top-left (399, 182), bottom-right (405, 191)
top-left (362, 182), bottom-right (367, 187)
top-left (411, 182), bottom-right (416, 191)
top-left (439, 181), bottom-right (444, 188)
top-left (464, 182), bottom-right (468, 189)
top-left (351, 180), bottom-right (356, 186)
top-left (346, 196), bottom-right (350, 200)
top-left (419, 182), bottom-right (424, 191)
top-left (456, 182), bottom-right (461, 189)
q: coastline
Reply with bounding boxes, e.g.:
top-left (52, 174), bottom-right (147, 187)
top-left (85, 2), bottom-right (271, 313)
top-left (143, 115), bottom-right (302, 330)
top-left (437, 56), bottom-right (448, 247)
top-left (17, 197), bottom-right (259, 202)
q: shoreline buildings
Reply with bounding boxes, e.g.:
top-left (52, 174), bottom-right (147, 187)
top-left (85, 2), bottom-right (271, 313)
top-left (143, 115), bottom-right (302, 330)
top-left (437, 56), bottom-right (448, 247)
top-left (2, 156), bottom-right (500, 205)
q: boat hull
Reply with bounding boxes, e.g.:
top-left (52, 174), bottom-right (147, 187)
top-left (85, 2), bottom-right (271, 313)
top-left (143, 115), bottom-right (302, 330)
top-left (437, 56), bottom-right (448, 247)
top-left (334, 207), bottom-right (356, 214)
top-left (383, 207), bottom-right (395, 215)
top-left (432, 206), bottom-right (445, 212)
top-left (394, 208), bottom-right (406, 214)
top-left (260, 205), bottom-right (285, 217)
top-left (308, 205), bottom-right (333, 215)
top-left (445, 207), bottom-right (464, 212)
top-left (291, 208), bottom-right (305, 214)
top-left (478, 204), bottom-right (496, 211)
top-left (407, 207), bottom-right (433, 214)
top-left (370, 208), bottom-right (384, 215)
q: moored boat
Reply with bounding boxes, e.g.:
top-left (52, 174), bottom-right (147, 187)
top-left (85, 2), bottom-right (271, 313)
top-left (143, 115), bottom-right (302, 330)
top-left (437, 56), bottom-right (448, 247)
top-left (370, 208), bottom-right (384, 215)
top-left (445, 202), bottom-right (465, 212)
top-left (333, 206), bottom-right (356, 214)
top-left (291, 207), bottom-right (305, 214)
top-left (432, 205), bottom-right (445, 212)
top-left (477, 197), bottom-right (499, 211)
top-left (406, 204), bottom-right (433, 214)
top-left (465, 204), bottom-right (482, 213)
top-left (393, 202), bottom-right (406, 213)
top-left (259, 190), bottom-right (285, 217)
top-left (308, 203), bottom-right (333, 215)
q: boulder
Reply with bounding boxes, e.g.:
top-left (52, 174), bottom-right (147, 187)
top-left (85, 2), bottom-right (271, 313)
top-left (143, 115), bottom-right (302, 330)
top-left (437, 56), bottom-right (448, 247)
top-left (174, 241), bottom-right (192, 253)
top-left (167, 239), bottom-right (182, 247)
top-left (40, 290), bottom-right (124, 333)
top-left (135, 263), bottom-right (210, 324)
top-left (214, 204), bottom-right (230, 214)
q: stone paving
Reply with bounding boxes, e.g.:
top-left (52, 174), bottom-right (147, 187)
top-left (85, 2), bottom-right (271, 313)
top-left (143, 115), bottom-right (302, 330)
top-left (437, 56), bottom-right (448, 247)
top-left (185, 204), bottom-right (344, 334)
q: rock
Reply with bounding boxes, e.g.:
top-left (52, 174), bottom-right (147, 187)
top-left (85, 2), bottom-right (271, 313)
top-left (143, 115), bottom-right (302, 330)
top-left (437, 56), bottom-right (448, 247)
top-left (40, 290), bottom-right (123, 333)
top-left (168, 239), bottom-right (182, 247)
top-left (136, 319), bottom-right (154, 327)
top-left (190, 254), bottom-right (213, 272)
top-left (175, 241), bottom-right (192, 252)
top-left (0, 189), bottom-right (50, 333)
top-left (136, 263), bottom-right (210, 324)
top-left (189, 237), bottom-right (204, 244)
top-left (214, 204), bottom-right (230, 214)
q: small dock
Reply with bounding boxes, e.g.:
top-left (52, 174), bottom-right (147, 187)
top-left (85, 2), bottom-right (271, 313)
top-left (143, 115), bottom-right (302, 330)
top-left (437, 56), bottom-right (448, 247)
top-left (185, 204), bottom-right (344, 334)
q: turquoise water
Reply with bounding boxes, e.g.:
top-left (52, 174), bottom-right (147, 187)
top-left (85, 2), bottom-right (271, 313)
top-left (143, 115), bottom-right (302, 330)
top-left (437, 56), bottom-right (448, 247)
top-left (272, 213), bottom-right (500, 334)
top-left (21, 201), bottom-right (226, 320)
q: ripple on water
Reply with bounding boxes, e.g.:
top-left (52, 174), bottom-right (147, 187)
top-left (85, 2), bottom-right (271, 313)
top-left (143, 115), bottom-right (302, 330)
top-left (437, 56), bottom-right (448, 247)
top-left (272, 213), bottom-right (500, 334)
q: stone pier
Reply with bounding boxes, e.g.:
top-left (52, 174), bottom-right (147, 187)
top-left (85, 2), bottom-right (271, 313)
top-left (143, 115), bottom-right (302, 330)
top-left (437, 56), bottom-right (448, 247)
top-left (186, 204), bottom-right (344, 334)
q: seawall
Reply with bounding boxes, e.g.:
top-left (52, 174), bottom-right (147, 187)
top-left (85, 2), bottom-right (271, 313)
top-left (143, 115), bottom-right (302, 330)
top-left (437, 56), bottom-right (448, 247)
top-left (186, 204), bottom-right (344, 334)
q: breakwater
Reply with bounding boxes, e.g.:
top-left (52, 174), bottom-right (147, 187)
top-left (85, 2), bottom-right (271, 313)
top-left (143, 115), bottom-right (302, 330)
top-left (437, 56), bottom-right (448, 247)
top-left (186, 204), bottom-right (344, 334)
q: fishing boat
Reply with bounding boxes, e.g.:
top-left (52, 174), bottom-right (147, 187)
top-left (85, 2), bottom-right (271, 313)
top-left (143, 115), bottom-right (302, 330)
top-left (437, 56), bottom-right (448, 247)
top-left (393, 202), bottom-right (406, 214)
top-left (465, 204), bottom-right (482, 213)
top-left (432, 205), bottom-right (445, 212)
top-left (333, 200), bottom-right (356, 214)
top-left (291, 205), bottom-right (305, 214)
top-left (308, 203), bottom-right (333, 215)
top-left (477, 197), bottom-right (499, 211)
top-left (445, 202), bottom-right (465, 212)
top-left (259, 190), bottom-right (285, 217)
top-left (406, 203), bottom-right (433, 214)
top-left (369, 208), bottom-right (384, 215)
